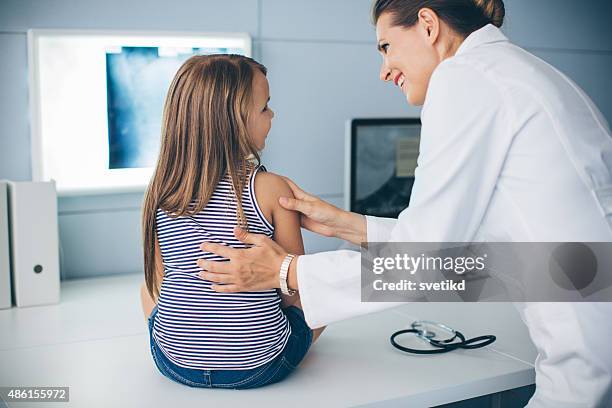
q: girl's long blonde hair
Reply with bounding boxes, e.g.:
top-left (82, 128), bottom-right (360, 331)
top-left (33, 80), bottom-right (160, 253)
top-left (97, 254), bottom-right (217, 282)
top-left (142, 54), bottom-right (267, 302)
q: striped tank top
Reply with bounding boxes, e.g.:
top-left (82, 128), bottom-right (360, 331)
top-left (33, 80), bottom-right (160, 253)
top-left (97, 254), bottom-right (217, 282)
top-left (152, 164), bottom-right (291, 370)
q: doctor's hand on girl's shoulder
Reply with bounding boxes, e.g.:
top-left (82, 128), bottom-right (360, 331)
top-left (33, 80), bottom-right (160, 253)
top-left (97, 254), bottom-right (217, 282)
top-left (278, 177), bottom-right (367, 246)
top-left (196, 227), bottom-right (293, 293)
top-left (196, 179), bottom-right (368, 293)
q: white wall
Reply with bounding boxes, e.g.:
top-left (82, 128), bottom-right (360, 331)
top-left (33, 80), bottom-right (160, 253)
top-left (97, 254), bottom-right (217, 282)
top-left (1, 0), bottom-right (610, 279)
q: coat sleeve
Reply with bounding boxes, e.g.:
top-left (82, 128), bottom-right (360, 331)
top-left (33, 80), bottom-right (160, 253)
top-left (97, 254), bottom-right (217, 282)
top-left (297, 60), bottom-right (515, 329)
top-left (365, 215), bottom-right (397, 242)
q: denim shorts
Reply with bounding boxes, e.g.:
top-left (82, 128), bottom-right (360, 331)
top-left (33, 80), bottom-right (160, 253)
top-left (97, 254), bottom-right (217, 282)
top-left (148, 304), bottom-right (313, 389)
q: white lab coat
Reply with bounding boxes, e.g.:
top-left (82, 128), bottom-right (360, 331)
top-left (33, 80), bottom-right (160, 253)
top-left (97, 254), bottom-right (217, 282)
top-left (296, 25), bottom-right (612, 407)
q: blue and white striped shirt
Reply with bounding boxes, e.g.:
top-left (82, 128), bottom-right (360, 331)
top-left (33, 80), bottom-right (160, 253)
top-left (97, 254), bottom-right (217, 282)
top-left (152, 164), bottom-right (291, 370)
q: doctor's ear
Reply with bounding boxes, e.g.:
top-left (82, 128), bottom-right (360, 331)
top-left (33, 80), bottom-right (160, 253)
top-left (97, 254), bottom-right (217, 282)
top-left (417, 8), bottom-right (440, 42)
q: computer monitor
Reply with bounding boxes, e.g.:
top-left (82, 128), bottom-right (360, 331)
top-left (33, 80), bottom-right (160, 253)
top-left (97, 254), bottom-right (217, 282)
top-left (345, 118), bottom-right (421, 218)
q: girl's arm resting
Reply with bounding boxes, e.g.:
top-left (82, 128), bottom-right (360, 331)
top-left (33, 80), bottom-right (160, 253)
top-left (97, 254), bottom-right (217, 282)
top-left (153, 235), bottom-right (164, 302)
top-left (254, 170), bottom-right (305, 307)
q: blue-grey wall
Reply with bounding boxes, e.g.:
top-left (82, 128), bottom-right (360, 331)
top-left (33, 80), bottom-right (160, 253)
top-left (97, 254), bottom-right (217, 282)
top-left (1, 0), bottom-right (611, 279)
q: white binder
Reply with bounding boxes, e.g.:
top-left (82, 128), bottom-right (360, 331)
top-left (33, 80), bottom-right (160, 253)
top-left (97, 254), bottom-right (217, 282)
top-left (5, 181), bottom-right (60, 307)
top-left (0, 182), bottom-right (11, 309)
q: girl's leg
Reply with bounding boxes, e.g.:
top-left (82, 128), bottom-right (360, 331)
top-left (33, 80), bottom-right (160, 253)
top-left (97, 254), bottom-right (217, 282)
top-left (281, 293), bottom-right (325, 344)
top-left (140, 281), bottom-right (156, 323)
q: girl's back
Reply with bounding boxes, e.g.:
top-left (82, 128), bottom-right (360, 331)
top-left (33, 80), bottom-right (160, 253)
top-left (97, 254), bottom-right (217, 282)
top-left (152, 163), bottom-right (291, 370)
top-left (142, 54), bottom-right (321, 388)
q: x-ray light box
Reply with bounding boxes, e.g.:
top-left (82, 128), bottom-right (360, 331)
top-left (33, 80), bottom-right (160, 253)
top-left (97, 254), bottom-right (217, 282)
top-left (28, 29), bottom-right (252, 196)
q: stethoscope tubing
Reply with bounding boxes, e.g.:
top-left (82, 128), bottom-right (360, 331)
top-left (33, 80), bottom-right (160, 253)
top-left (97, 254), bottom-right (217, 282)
top-left (390, 321), bottom-right (497, 354)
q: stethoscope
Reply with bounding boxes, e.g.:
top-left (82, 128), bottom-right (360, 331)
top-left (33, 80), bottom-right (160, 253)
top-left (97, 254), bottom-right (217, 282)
top-left (390, 320), bottom-right (497, 354)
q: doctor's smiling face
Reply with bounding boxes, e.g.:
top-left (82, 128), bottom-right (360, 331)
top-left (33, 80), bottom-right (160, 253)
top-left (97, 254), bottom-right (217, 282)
top-left (376, 9), bottom-right (463, 105)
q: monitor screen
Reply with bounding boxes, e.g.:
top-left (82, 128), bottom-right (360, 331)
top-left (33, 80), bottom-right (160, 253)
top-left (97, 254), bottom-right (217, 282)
top-left (28, 30), bottom-right (251, 195)
top-left (345, 118), bottom-right (421, 218)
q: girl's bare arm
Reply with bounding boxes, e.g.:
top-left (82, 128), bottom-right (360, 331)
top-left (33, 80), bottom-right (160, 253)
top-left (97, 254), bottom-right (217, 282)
top-left (254, 170), bottom-right (305, 308)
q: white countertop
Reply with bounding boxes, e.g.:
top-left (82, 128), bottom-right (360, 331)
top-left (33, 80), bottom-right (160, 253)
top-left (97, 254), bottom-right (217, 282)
top-left (0, 273), bottom-right (536, 407)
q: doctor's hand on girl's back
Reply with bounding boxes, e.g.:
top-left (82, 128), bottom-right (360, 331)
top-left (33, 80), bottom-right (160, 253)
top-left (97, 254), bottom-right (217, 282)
top-left (196, 182), bottom-right (367, 294)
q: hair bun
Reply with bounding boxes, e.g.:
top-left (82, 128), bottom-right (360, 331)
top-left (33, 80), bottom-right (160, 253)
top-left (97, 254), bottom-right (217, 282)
top-left (473, 0), bottom-right (505, 27)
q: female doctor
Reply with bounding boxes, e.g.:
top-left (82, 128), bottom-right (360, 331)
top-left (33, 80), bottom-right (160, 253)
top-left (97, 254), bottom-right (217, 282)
top-left (197, 0), bottom-right (612, 406)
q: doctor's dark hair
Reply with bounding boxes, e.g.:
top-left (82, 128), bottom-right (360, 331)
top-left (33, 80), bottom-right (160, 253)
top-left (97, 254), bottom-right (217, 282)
top-left (372, 0), bottom-right (505, 36)
top-left (141, 54), bottom-right (266, 302)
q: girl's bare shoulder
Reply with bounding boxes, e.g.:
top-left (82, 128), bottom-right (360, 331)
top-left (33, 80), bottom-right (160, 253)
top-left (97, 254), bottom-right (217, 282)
top-left (252, 169), bottom-right (294, 224)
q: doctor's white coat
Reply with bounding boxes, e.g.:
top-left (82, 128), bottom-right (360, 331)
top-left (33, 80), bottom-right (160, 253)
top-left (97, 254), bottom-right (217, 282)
top-left (296, 25), bottom-right (612, 407)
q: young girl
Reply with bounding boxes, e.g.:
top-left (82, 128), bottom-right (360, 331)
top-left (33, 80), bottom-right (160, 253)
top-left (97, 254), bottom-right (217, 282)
top-left (139, 54), bottom-right (324, 389)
